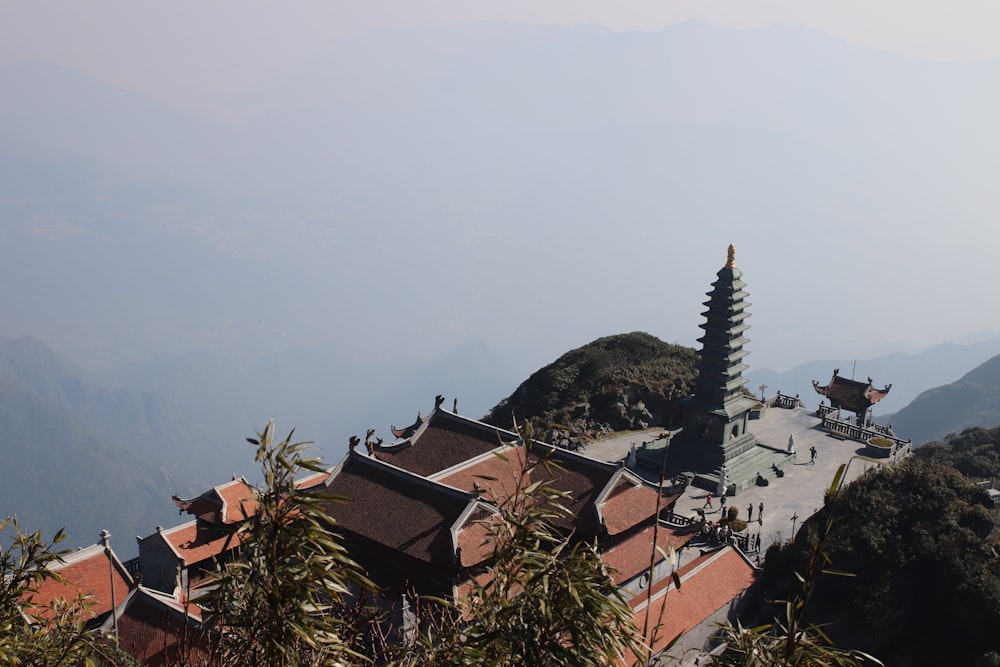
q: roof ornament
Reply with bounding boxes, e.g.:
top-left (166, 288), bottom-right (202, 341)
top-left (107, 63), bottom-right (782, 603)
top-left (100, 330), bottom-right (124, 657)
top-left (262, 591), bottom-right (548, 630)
top-left (365, 428), bottom-right (377, 455)
top-left (453, 397), bottom-right (459, 414)
top-left (435, 394), bottom-right (445, 410)
top-left (725, 243), bottom-right (737, 269)
top-left (349, 435), bottom-right (360, 453)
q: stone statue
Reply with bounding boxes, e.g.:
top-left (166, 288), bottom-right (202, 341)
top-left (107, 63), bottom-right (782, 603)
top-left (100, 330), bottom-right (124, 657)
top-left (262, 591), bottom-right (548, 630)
top-left (717, 464), bottom-right (728, 497)
top-left (787, 434), bottom-right (795, 454)
top-left (627, 444), bottom-right (638, 469)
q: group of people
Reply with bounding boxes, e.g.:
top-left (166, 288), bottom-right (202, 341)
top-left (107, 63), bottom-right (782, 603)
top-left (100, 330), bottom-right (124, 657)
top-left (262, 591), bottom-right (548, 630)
top-left (701, 519), bottom-right (734, 544)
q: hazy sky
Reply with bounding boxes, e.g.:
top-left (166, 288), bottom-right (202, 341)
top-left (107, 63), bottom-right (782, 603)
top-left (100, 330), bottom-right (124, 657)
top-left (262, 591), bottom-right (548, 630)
top-left (4, 1), bottom-right (1000, 111)
top-left (3, 1), bottom-right (1000, 379)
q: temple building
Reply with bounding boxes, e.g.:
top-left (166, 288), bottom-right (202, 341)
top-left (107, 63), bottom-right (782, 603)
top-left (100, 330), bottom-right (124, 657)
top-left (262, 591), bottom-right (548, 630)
top-left (312, 397), bottom-right (760, 661)
top-left (812, 370), bottom-right (891, 423)
top-left (661, 245), bottom-right (790, 494)
top-left (318, 403), bottom-right (688, 602)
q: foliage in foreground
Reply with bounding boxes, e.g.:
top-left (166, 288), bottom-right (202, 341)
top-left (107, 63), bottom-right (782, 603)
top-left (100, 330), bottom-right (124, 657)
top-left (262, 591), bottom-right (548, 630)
top-left (0, 516), bottom-right (111, 666)
top-left (199, 421), bottom-right (376, 667)
top-left (401, 423), bottom-right (644, 666)
top-left (756, 456), bottom-right (1000, 666)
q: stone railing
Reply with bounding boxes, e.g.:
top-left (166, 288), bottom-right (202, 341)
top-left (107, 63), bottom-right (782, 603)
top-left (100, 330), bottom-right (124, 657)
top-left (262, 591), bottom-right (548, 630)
top-left (818, 412), bottom-right (911, 449)
top-left (765, 392), bottom-right (804, 409)
top-left (662, 510), bottom-right (752, 553)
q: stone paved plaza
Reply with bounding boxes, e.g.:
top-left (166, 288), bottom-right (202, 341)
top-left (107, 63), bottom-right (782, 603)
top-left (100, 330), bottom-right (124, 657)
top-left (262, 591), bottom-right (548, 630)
top-left (583, 402), bottom-right (896, 550)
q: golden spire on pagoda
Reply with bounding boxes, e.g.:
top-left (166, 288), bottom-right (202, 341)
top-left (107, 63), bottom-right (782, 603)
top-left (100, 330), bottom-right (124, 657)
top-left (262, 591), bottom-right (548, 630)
top-left (725, 243), bottom-right (736, 269)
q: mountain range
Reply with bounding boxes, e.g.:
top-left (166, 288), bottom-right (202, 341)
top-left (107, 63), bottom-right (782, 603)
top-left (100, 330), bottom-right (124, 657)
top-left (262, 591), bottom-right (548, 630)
top-left (889, 353), bottom-right (1000, 445)
top-left (6, 19), bottom-right (1000, 554)
top-left (5, 329), bottom-right (1000, 557)
top-left (745, 334), bottom-right (1000, 416)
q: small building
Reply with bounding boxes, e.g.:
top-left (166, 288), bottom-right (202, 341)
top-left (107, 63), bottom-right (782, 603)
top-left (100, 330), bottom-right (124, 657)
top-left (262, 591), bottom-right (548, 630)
top-left (137, 477), bottom-right (255, 595)
top-left (812, 369), bottom-right (891, 422)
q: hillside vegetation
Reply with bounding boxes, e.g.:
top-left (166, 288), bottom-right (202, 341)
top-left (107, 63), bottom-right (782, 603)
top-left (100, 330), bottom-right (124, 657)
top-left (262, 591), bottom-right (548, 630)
top-left (483, 332), bottom-right (697, 443)
top-left (761, 430), bottom-right (1000, 666)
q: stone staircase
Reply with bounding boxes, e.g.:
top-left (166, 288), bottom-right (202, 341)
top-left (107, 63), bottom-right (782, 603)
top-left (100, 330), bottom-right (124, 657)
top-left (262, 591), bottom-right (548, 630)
top-left (692, 444), bottom-right (792, 495)
top-left (657, 431), bottom-right (793, 496)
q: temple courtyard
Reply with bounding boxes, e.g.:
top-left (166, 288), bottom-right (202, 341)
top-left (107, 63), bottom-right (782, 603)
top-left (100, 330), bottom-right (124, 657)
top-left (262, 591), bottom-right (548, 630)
top-left (584, 401), bottom-right (900, 551)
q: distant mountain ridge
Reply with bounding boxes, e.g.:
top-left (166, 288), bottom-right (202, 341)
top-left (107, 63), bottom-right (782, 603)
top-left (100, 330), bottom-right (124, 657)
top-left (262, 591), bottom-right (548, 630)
top-left (0, 336), bottom-right (203, 555)
top-left (0, 335), bottom-right (236, 483)
top-left (890, 353), bottom-right (1000, 445)
top-left (746, 336), bottom-right (1000, 417)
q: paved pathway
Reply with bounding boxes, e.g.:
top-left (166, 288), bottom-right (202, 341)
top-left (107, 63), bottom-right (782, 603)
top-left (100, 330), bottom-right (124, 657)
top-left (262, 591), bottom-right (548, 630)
top-left (581, 405), bottom-right (894, 550)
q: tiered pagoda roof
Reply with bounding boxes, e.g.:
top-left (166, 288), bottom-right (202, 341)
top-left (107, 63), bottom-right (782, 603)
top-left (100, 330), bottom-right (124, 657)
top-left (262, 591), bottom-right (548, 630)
top-left (687, 244), bottom-right (756, 418)
top-left (668, 245), bottom-right (791, 493)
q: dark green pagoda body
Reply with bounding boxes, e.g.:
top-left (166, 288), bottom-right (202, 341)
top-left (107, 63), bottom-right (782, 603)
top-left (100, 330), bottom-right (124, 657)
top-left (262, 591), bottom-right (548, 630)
top-left (663, 246), bottom-right (790, 494)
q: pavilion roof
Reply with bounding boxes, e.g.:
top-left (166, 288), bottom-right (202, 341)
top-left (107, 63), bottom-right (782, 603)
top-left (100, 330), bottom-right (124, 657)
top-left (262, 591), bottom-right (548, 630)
top-left (812, 369), bottom-right (892, 414)
top-left (172, 477), bottom-right (256, 526)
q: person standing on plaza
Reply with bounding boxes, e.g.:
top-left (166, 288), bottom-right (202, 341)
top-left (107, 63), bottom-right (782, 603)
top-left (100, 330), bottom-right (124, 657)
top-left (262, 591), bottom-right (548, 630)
top-left (747, 503), bottom-right (754, 521)
top-left (758, 502), bottom-right (764, 521)
top-left (704, 492), bottom-right (713, 509)
top-left (810, 446), bottom-right (817, 465)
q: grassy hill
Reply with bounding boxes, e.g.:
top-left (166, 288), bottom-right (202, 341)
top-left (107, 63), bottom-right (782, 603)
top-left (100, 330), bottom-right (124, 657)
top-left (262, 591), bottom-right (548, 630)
top-left (483, 332), bottom-right (697, 444)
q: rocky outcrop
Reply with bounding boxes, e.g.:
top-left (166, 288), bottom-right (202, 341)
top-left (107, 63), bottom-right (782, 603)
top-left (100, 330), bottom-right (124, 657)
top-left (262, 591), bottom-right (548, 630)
top-left (484, 332), bottom-right (697, 445)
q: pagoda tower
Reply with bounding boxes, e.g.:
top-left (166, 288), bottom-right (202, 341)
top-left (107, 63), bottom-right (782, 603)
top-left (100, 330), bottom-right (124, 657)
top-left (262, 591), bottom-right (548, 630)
top-left (665, 244), bottom-right (790, 494)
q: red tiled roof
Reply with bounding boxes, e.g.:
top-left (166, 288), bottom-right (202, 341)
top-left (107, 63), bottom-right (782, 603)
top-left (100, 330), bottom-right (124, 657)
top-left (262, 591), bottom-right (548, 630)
top-left (436, 443), bottom-right (617, 540)
top-left (454, 570), bottom-right (493, 607)
top-left (173, 478), bottom-right (256, 526)
top-left (295, 470), bottom-right (329, 490)
top-left (601, 525), bottom-right (692, 585)
top-left (215, 480), bottom-right (257, 524)
top-left (631, 547), bottom-right (755, 654)
top-left (160, 521), bottom-right (243, 567)
top-left (24, 544), bottom-right (132, 622)
top-left (322, 454), bottom-right (476, 565)
top-left (436, 446), bottom-right (530, 501)
top-left (456, 508), bottom-right (499, 567)
top-left (601, 481), bottom-right (665, 536)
